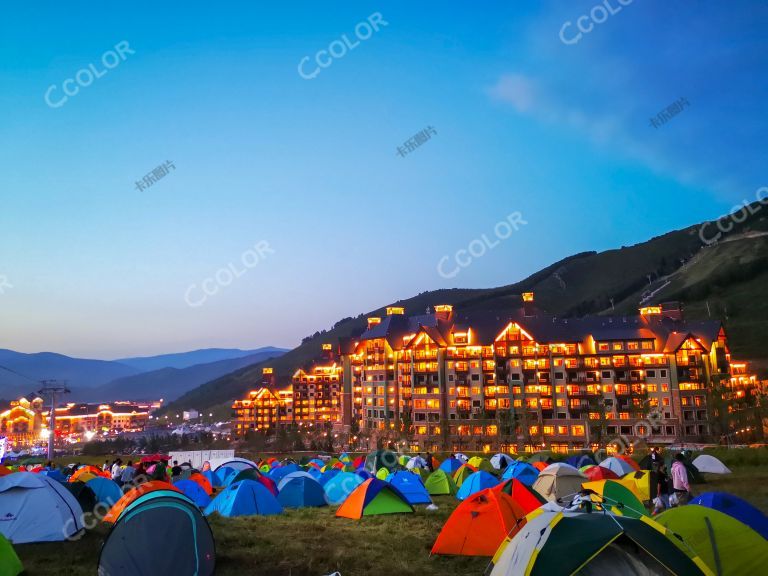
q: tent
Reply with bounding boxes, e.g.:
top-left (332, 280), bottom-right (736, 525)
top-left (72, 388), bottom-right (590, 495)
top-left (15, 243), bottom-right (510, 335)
top-left (582, 480), bottom-right (648, 519)
top-left (69, 465), bottom-right (106, 483)
top-left (335, 479), bottom-right (414, 519)
top-left (492, 478), bottom-right (546, 511)
top-left (104, 482), bottom-right (181, 523)
top-left (692, 455), bottom-right (731, 475)
top-left (318, 469), bottom-right (340, 486)
top-left (86, 477), bottom-right (123, 508)
top-left (690, 492), bottom-right (768, 540)
top-left (531, 463), bottom-right (586, 504)
top-left (268, 463), bottom-right (300, 484)
top-left (0, 472), bottom-right (84, 543)
top-left (454, 452), bottom-right (469, 463)
top-left (467, 457), bottom-right (495, 473)
top-left (615, 470), bottom-right (652, 503)
top-left (425, 470), bottom-right (458, 496)
top-left (202, 470), bottom-right (221, 488)
top-left (230, 469), bottom-right (278, 495)
top-left (432, 489), bottom-right (530, 557)
top-left (173, 479), bottom-right (212, 508)
top-left (99, 493), bottom-right (215, 576)
top-left (277, 475), bottom-right (327, 508)
top-left (205, 480), bottom-right (283, 517)
top-left (188, 472), bottom-right (213, 495)
top-left (212, 457), bottom-right (258, 472)
top-left (526, 451), bottom-right (554, 464)
top-left (405, 456), bottom-right (426, 470)
top-left (364, 450), bottom-right (399, 473)
top-left (375, 468), bottom-right (389, 481)
top-left (64, 482), bottom-right (97, 512)
top-left (657, 504), bottom-right (768, 575)
top-left (452, 464), bottom-right (478, 487)
top-left (566, 454), bottom-right (596, 469)
top-left (500, 461), bottom-right (539, 486)
top-left (214, 466), bottom-right (238, 486)
top-left (385, 471), bottom-right (432, 505)
top-left (599, 456), bottom-right (636, 477)
top-left (584, 465), bottom-right (620, 481)
top-left (457, 471), bottom-right (499, 501)
top-left (323, 472), bottom-right (364, 505)
top-left (0, 533), bottom-right (22, 576)
top-left (488, 506), bottom-right (713, 576)
top-left (490, 453), bottom-right (515, 470)
top-left (438, 457), bottom-right (462, 474)
top-left (0, 466), bottom-right (12, 477)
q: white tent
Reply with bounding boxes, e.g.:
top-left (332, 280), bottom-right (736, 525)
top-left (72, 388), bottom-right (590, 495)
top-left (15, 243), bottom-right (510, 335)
top-left (454, 453), bottom-right (470, 463)
top-left (0, 472), bottom-right (84, 543)
top-left (692, 454), bottom-right (731, 474)
top-left (490, 453), bottom-right (515, 470)
top-left (405, 456), bottom-right (427, 470)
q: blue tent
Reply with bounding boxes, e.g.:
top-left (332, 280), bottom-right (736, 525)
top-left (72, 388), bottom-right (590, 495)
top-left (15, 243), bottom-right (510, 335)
top-left (318, 469), bottom-right (340, 486)
top-left (385, 471), bottom-right (432, 505)
top-left (691, 492), bottom-right (768, 540)
top-left (277, 475), bottom-right (327, 508)
top-left (268, 463), bottom-right (300, 484)
top-left (202, 470), bottom-right (221, 487)
top-left (42, 469), bottom-right (67, 483)
top-left (438, 457), bottom-right (462, 474)
top-left (214, 466), bottom-right (237, 486)
top-left (307, 467), bottom-right (324, 480)
top-left (174, 479), bottom-right (212, 508)
top-left (500, 461), bottom-right (539, 486)
top-left (456, 471), bottom-right (499, 501)
top-left (323, 472), bottom-right (364, 505)
top-left (86, 477), bottom-right (123, 507)
top-left (566, 454), bottom-right (596, 469)
top-left (204, 480), bottom-right (282, 517)
top-left (355, 470), bottom-right (374, 481)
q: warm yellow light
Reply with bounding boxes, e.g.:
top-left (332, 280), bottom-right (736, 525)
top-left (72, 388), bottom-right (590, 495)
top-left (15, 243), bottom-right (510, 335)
top-left (522, 292), bottom-right (534, 302)
top-left (386, 306), bottom-right (405, 315)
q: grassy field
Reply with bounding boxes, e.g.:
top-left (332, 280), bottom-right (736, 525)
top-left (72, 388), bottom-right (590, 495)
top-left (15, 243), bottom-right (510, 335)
top-left (14, 461), bottom-right (768, 576)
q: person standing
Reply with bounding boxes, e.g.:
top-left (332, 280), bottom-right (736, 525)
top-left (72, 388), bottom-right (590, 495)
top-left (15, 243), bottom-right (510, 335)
top-left (171, 460), bottom-right (182, 480)
top-left (111, 459), bottom-right (122, 482)
top-left (649, 447), bottom-right (661, 471)
top-left (653, 463), bottom-right (670, 513)
top-left (670, 453), bottom-right (690, 506)
top-left (425, 452), bottom-right (434, 473)
top-left (120, 460), bottom-right (136, 487)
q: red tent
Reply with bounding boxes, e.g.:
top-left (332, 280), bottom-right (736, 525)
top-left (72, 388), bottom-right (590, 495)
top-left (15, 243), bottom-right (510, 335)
top-left (352, 456), bottom-right (365, 469)
top-left (584, 465), bottom-right (620, 481)
top-left (140, 454), bottom-right (170, 464)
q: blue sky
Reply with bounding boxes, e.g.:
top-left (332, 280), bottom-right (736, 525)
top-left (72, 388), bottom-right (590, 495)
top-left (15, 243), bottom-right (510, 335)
top-left (1, 1), bottom-right (766, 358)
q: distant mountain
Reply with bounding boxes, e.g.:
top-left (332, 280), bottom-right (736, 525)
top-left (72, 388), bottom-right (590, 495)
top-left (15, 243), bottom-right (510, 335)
top-left (115, 347), bottom-right (288, 372)
top-left (0, 350), bottom-right (139, 396)
top-left (81, 348), bottom-right (288, 403)
top-left (161, 202), bottom-right (768, 415)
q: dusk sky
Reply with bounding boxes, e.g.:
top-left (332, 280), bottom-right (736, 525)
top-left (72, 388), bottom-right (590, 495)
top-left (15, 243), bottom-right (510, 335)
top-left (1, 1), bottom-right (766, 359)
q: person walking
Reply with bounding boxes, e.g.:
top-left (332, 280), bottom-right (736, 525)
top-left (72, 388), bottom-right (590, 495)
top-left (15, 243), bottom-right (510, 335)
top-left (670, 453), bottom-right (690, 506)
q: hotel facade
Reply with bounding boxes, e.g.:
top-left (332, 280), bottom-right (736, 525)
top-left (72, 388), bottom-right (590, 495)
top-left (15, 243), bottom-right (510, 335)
top-left (233, 294), bottom-right (764, 452)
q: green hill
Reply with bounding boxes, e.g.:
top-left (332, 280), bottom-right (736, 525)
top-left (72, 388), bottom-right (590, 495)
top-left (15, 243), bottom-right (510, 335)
top-left (161, 204), bottom-right (768, 416)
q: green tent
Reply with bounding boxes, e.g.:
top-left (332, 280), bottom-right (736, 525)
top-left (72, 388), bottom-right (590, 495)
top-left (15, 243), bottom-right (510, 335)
top-left (425, 469), bottom-right (458, 496)
top-left (411, 467), bottom-right (430, 482)
top-left (526, 451), bottom-right (554, 464)
top-left (375, 467), bottom-right (390, 480)
top-left (656, 504), bottom-right (768, 575)
top-left (453, 465), bottom-right (476, 488)
top-left (0, 534), bottom-right (23, 576)
top-left (398, 455), bottom-right (411, 466)
top-left (582, 480), bottom-right (648, 520)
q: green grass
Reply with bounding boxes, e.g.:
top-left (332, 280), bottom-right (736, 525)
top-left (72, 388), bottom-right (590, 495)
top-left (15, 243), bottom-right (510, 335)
top-left (14, 464), bottom-right (768, 576)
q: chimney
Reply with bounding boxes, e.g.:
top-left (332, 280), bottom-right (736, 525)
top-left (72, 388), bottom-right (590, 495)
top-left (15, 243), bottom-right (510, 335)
top-left (367, 317), bottom-right (381, 330)
top-left (522, 292), bottom-right (535, 317)
top-left (434, 304), bottom-right (453, 321)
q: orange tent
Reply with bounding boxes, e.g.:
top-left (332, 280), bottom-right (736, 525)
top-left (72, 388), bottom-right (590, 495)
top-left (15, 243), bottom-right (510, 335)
top-left (103, 481), bottom-right (180, 523)
top-left (531, 461), bottom-right (549, 471)
top-left (188, 472), bottom-right (213, 495)
top-left (0, 465), bottom-right (12, 477)
top-left (69, 465), bottom-right (107, 483)
top-left (431, 488), bottom-right (529, 556)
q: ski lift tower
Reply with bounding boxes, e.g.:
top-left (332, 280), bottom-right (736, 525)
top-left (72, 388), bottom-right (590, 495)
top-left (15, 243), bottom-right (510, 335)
top-left (37, 380), bottom-right (70, 461)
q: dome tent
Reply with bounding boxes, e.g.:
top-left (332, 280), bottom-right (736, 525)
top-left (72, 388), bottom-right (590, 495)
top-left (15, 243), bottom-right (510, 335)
top-left (99, 493), bottom-right (215, 576)
top-left (335, 479), bottom-right (413, 519)
top-left (424, 469), bottom-right (458, 496)
top-left (532, 463), bottom-right (586, 504)
top-left (691, 455), bottom-right (731, 475)
top-left (690, 492), bottom-right (768, 540)
top-left (385, 471), bottom-right (432, 505)
top-left (0, 472), bottom-right (84, 543)
top-left (205, 480), bottom-right (282, 517)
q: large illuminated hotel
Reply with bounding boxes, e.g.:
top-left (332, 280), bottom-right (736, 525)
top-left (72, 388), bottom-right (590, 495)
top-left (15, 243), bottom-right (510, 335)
top-left (0, 398), bottom-right (153, 446)
top-left (233, 293), bottom-right (763, 452)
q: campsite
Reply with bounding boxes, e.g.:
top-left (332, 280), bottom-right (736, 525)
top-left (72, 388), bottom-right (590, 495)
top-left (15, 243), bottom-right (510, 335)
top-left (0, 448), bottom-right (766, 576)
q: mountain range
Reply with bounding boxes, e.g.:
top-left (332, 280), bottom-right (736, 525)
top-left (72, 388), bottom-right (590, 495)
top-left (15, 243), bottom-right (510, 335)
top-left (160, 201), bottom-right (768, 418)
top-left (0, 347), bottom-right (288, 403)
